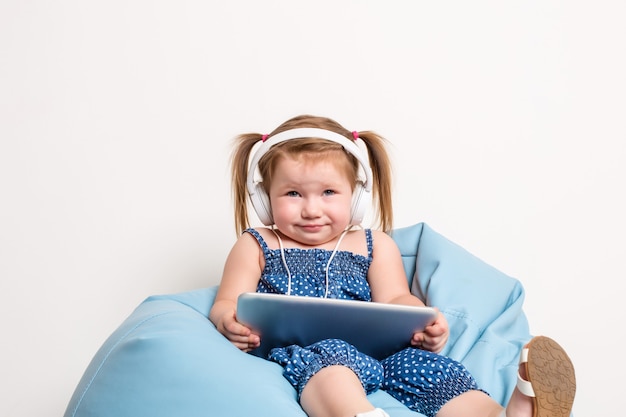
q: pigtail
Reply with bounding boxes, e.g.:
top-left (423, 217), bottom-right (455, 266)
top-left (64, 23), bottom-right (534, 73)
top-left (231, 133), bottom-right (263, 235)
top-left (356, 131), bottom-right (394, 233)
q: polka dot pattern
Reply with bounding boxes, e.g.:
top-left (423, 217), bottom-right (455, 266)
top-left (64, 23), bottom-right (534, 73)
top-left (268, 339), bottom-right (384, 398)
top-left (245, 228), bottom-right (485, 417)
top-left (246, 228), bottom-right (373, 300)
top-left (381, 348), bottom-right (484, 417)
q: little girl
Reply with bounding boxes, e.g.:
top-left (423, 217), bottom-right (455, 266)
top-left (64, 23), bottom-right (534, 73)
top-left (209, 114), bottom-right (576, 417)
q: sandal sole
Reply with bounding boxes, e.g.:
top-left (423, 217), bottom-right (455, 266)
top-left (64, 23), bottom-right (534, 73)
top-left (525, 336), bottom-right (576, 417)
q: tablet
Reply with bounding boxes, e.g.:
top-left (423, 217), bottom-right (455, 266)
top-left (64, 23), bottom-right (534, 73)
top-left (236, 292), bottom-right (438, 360)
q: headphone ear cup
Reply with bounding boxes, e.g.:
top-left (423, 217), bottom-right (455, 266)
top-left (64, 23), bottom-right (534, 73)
top-left (249, 183), bottom-right (273, 226)
top-left (350, 182), bottom-right (370, 226)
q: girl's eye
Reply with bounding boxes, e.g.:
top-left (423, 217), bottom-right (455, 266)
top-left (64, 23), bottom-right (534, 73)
top-left (323, 189), bottom-right (336, 196)
top-left (286, 191), bottom-right (300, 197)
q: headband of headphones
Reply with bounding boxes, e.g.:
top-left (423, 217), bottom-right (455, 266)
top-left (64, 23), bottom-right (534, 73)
top-left (246, 127), bottom-right (374, 194)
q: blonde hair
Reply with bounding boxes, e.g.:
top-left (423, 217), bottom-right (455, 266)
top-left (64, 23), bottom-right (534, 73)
top-left (231, 115), bottom-right (394, 234)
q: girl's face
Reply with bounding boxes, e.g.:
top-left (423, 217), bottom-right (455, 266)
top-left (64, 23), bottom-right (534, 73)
top-left (268, 156), bottom-right (353, 247)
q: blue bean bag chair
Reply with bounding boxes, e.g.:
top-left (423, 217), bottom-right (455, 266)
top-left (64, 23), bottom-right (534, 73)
top-left (63, 222), bottom-right (532, 417)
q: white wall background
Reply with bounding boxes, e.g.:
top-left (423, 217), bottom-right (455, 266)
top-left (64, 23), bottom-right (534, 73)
top-left (1, 1), bottom-right (623, 416)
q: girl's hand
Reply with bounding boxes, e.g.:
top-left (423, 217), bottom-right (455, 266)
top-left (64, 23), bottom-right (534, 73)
top-left (212, 306), bottom-right (260, 352)
top-left (410, 309), bottom-right (449, 353)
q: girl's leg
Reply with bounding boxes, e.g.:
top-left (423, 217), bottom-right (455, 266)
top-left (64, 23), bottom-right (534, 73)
top-left (438, 336), bottom-right (574, 417)
top-left (300, 365), bottom-right (376, 417)
top-left (435, 390), bottom-right (504, 417)
top-left (431, 362), bottom-right (528, 417)
top-left (382, 348), bottom-right (484, 417)
top-left (434, 370), bottom-right (531, 417)
top-left (269, 339), bottom-right (386, 417)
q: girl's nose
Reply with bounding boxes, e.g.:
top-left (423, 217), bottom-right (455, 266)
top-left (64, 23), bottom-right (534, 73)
top-left (301, 198), bottom-right (322, 218)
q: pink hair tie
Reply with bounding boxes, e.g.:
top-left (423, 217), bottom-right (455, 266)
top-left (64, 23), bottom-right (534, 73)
top-left (261, 134), bottom-right (269, 142)
top-left (351, 131), bottom-right (359, 140)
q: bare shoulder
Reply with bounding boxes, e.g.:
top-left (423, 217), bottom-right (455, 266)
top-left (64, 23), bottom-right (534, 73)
top-left (226, 231), bottom-right (259, 259)
top-left (248, 227), bottom-right (273, 238)
top-left (370, 230), bottom-right (401, 252)
top-left (367, 229), bottom-right (410, 300)
top-left (244, 227), bottom-right (280, 248)
top-left (369, 230), bottom-right (404, 270)
top-left (219, 229), bottom-right (265, 295)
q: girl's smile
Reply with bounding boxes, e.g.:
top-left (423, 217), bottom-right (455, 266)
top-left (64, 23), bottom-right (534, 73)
top-left (268, 156), bottom-right (354, 247)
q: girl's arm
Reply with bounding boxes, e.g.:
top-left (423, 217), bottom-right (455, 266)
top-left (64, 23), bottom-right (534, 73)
top-left (209, 232), bottom-right (264, 352)
top-left (367, 230), bottom-right (449, 353)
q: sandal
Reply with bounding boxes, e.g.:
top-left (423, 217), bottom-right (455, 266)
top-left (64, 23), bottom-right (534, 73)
top-left (517, 336), bottom-right (576, 417)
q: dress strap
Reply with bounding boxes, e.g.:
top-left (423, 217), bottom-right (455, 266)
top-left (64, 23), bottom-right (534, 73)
top-left (365, 229), bottom-right (373, 259)
top-left (243, 228), bottom-right (271, 256)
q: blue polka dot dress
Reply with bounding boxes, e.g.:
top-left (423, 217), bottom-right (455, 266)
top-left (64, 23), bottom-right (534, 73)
top-left (245, 228), bottom-right (483, 417)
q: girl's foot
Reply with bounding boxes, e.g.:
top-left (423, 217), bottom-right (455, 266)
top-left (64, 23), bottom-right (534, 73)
top-left (507, 336), bottom-right (576, 417)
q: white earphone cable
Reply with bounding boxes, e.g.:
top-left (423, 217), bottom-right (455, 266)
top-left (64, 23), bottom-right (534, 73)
top-left (271, 227), bottom-right (292, 296)
top-left (271, 227), bottom-right (351, 298)
top-left (324, 228), bottom-right (350, 298)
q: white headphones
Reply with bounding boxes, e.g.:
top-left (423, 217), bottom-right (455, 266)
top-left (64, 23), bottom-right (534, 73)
top-left (246, 128), bottom-right (373, 226)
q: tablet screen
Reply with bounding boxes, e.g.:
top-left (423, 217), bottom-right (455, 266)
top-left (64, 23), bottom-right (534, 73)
top-left (237, 292), bottom-right (438, 359)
